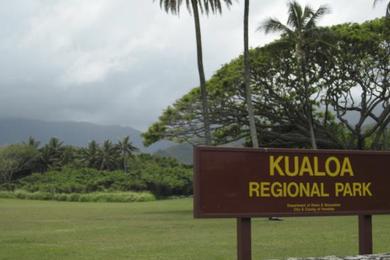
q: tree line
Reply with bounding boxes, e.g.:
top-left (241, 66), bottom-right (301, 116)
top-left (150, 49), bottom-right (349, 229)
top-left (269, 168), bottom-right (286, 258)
top-left (0, 137), bottom-right (193, 197)
top-left (0, 136), bottom-right (138, 183)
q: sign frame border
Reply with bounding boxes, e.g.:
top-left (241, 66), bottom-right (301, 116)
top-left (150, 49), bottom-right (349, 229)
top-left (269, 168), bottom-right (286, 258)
top-left (193, 146), bottom-right (390, 219)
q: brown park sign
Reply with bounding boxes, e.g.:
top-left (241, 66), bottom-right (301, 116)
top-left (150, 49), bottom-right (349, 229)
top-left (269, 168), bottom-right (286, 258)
top-left (194, 146), bottom-right (390, 218)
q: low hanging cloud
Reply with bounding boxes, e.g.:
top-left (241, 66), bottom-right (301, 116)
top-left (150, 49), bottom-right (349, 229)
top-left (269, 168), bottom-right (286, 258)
top-left (0, 0), bottom-right (385, 130)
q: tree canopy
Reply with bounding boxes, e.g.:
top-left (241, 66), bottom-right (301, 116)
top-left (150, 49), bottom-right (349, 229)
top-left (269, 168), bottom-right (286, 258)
top-left (143, 18), bottom-right (390, 150)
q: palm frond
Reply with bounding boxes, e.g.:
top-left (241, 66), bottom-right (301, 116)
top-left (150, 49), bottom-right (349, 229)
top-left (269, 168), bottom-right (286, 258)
top-left (200, 0), bottom-right (233, 16)
top-left (306, 5), bottom-right (330, 29)
top-left (154, 0), bottom-right (189, 15)
top-left (302, 5), bottom-right (314, 25)
top-left (205, 0), bottom-right (214, 14)
top-left (183, 0), bottom-right (191, 14)
top-left (155, 0), bottom-right (175, 14)
top-left (155, 0), bottom-right (233, 16)
top-left (287, 1), bottom-right (303, 30)
top-left (259, 18), bottom-right (292, 35)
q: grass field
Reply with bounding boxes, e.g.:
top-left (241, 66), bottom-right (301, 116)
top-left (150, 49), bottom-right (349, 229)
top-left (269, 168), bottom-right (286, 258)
top-left (0, 198), bottom-right (389, 260)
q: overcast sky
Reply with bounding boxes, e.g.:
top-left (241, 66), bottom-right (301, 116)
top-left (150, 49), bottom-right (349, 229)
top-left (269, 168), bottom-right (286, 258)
top-left (0, 0), bottom-right (386, 131)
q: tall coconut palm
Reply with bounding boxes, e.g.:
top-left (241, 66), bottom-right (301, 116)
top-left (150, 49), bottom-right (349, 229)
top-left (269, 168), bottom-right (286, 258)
top-left (259, 1), bottom-right (330, 149)
top-left (117, 136), bottom-right (138, 173)
top-left (374, 0), bottom-right (390, 17)
top-left (39, 137), bottom-right (65, 171)
top-left (155, 0), bottom-right (233, 145)
top-left (243, 0), bottom-right (259, 148)
top-left (81, 140), bottom-right (101, 169)
top-left (99, 140), bottom-right (119, 171)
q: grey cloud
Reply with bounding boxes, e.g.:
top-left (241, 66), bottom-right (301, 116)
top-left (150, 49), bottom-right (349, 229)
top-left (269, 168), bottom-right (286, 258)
top-left (0, 0), bottom-right (385, 131)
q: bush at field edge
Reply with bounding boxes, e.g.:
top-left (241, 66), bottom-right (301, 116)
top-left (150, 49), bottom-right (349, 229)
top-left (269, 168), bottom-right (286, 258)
top-left (0, 190), bottom-right (156, 203)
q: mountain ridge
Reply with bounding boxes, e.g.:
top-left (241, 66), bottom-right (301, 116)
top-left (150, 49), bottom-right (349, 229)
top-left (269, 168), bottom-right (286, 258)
top-left (0, 118), bottom-right (173, 153)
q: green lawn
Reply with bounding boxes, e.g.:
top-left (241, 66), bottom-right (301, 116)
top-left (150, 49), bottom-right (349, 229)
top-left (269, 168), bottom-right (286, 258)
top-left (0, 199), bottom-right (389, 260)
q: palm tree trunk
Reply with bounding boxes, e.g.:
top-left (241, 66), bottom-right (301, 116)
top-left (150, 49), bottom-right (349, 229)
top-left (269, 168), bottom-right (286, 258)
top-left (191, 0), bottom-right (211, 145)
top-left (123, 155), bottom-right (128, 173)
top-left (296, 39), bottom-right (317, 149)
top-left (100, 158), bottom-right (105, 171)
top-left (244, 0), bottom-right (259, 148)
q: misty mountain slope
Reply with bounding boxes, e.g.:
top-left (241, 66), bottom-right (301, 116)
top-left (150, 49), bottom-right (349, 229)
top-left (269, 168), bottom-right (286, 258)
top-left (154, 141), bottom-right (244, 165)
top-left (155, 143), bottom-right (194, 165)
top-left (0, 118), bottom-right (242, 163)
top-left (0, 118), bottom-right (173, 153)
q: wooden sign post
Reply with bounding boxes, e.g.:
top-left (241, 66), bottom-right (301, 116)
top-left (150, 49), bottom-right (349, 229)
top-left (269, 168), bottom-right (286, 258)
top-left (237, 217), bottom-right (251, 260)
top-left (194, 147), bottom-right (390, 259)
top-left (359, 215), bottom-right (372, 254)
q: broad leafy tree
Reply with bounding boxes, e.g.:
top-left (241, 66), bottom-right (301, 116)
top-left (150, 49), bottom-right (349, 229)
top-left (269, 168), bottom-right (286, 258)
top-left (323, 19), bottom-right (390, 149)
top-left (155, 0), bottom-right (233, 145)
top-left (144, 18), bottom-right (389, 151)
top-left (0, 144), bottom-right (40, 183)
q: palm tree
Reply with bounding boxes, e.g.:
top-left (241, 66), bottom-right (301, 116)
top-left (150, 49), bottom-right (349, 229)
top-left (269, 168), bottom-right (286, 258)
top-left (99, 140), bottom-right (119, 171)
top-left (81, 140), bottom-right (101, 169)
top-left (39, 137), bottom-right (65, 171)
top-left (374, 0), bottom-right (390, 17)
top-left (117, 136), bottom-right (138, 173)
top-left (155, 0), bottom-right (233, 145)
top-left (243, 0), bottom-right (259, 148)
top-left (24, 136), bottom-right (41, 149)
top-left (259, 1), bottom-right (330, 149)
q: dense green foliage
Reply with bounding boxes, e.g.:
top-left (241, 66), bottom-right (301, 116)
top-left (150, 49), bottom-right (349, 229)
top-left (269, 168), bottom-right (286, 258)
top-left (1, 155), bottom-right (192, 198)
top-left (0, 136), bottom-right (193, 199)
top-left (37, 136), bottom-right (139, 172)
top-left (0, 144), bottom-right (40, 183)
top-left (143, 18), bottom-right (390, 150)
top-left (0, 190), bottom-right (155, 203)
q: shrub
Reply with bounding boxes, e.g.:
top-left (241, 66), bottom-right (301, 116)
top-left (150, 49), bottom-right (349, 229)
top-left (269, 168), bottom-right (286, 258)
top-left (0, 190), bottom-right (155, 203)
top-left (67, 193), bottom-right (80, 202)
top-left (0, 183), bottom-right (15, 191)
top-left (0, 191), bottom-right (16, 199)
